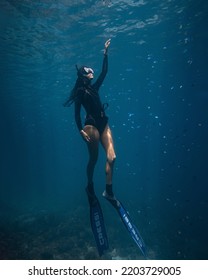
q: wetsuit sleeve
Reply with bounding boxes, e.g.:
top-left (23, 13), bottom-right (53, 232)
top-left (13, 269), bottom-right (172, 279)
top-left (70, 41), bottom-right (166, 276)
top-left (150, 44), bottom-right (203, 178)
top-left (75, 99), bottom-right (82, 131)
top-left (93, 54), bottom-right (108, 90)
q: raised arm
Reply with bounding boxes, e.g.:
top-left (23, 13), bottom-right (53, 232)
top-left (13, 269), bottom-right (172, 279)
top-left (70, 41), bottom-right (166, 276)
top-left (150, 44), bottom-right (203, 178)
top-left (104, 39), bottom-right (111, 55)
top-left (93, 39), bottom-right (111, 90)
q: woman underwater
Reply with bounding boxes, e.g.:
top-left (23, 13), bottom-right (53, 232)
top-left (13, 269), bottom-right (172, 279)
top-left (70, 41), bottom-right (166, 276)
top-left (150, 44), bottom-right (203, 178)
top-left (64, 39), bottom-right (146, 257)
top-left (64, 39), bottom-right (116, 201)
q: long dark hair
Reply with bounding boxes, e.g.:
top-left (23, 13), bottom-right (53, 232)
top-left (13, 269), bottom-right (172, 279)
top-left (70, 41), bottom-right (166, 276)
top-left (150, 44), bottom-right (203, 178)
top-left (63, 78), bottom-right (84, 107)
top-left (63, 65), bottom-right (91, 107)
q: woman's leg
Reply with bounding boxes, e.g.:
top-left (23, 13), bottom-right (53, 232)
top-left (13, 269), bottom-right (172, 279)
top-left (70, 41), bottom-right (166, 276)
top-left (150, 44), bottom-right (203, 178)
top-left (83, 125), bottom-right (100, 191)
top-left (100, 125), bottom-right (116, 194)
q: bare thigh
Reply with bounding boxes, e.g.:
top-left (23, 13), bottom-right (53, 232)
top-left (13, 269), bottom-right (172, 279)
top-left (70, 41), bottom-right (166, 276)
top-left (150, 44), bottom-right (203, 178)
top-left (84, 125), bottom-right (100, 158)
top-left (100, 125), bottom-right (116, 162)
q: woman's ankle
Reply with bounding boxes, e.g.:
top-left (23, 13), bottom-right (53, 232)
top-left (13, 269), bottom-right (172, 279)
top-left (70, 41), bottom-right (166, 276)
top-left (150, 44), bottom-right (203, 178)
top-left (106, 184), bottom-right (114, 196)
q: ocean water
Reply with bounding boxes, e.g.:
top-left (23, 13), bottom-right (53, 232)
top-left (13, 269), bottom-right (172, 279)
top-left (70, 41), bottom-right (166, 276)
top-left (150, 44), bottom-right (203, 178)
top-left (0, 0), bottom-right (208, 260)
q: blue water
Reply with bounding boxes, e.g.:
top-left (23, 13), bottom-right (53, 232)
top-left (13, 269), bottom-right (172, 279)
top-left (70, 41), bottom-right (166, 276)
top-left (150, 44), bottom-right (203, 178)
top-left (0, 0), bottom-right (208, 260)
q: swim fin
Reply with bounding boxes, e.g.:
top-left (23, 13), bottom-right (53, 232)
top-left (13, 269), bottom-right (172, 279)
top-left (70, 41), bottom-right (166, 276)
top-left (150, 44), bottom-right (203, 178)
top-left (103, 195), bottom-right (146, 258)
top-left (86, 189), bottom-right (109, 256)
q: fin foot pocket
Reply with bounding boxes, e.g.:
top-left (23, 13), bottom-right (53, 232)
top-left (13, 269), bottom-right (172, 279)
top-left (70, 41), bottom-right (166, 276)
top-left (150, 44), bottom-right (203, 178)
top-left (102, 190), bottom-right (120, 208)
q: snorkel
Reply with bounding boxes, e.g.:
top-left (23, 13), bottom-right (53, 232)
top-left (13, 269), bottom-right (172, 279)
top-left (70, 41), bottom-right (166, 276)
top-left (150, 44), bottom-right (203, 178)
top-left (76, 65), bottom-right (94, 84)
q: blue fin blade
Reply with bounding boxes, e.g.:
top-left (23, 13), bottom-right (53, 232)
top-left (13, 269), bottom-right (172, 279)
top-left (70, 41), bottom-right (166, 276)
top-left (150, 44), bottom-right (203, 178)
top-left (90, 199), bottom-right (109, 256)
top-left (118, 202), bottom-right (146, 257)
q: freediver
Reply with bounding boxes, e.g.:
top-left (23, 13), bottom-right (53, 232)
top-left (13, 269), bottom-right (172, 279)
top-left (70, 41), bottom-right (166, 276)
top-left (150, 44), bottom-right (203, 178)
top-left (64, 39), bottom-right (146, 257)
top-left (64, 39), bottom-right (116, 202)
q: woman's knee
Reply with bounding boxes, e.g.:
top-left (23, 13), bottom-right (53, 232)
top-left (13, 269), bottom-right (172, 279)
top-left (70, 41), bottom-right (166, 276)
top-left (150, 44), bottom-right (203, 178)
top-left (107, 153), bottom-right (116, 165)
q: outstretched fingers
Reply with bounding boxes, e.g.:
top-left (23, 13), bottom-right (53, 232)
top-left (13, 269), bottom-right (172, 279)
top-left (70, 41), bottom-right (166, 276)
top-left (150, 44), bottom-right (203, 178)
top-left (105, 39), bottom-right (111, 49)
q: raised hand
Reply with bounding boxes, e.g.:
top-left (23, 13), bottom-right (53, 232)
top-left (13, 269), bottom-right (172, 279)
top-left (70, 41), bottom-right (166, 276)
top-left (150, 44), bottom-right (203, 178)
top-left (104, 39), bottom-right (111, 54)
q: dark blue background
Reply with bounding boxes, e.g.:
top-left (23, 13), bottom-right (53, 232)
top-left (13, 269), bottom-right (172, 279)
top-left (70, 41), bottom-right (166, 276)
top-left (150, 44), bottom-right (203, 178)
top-left (0, 0), bottom-right (207, 259)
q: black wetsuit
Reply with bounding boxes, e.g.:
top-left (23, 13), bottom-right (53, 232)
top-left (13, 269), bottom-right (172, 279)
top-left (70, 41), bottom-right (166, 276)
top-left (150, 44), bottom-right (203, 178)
top-left (75, 54), bottom-right (108, 135)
